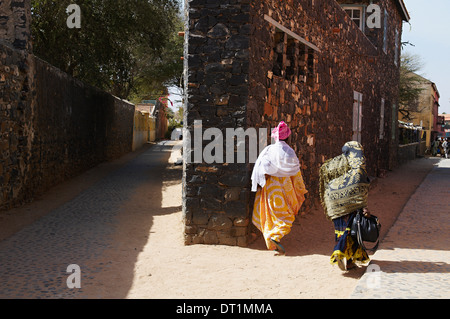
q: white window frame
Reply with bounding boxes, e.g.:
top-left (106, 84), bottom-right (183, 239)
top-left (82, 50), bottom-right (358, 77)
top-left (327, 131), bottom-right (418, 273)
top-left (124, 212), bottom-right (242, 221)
top-left (353, 91), bottom-right (363, 143)
top-left (342, 5), bottom-right (365, 32)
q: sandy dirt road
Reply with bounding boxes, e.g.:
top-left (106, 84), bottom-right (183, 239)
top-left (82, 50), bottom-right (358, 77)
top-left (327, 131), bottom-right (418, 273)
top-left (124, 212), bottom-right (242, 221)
top-left (0, 141), bottom-right (437, 299)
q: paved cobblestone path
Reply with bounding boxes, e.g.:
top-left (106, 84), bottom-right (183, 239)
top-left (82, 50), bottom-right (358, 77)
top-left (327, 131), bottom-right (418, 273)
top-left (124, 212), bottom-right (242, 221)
top-left (351, 159), bottom-right (450, 299)
top-left (0, 141), bottom-right (175, 298)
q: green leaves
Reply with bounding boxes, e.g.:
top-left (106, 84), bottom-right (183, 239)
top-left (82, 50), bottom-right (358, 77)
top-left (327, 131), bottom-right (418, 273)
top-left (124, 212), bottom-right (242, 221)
top-left (31, 0), bottom-right (183, 100)
top-left (399, 52), bottom-right (425, 120)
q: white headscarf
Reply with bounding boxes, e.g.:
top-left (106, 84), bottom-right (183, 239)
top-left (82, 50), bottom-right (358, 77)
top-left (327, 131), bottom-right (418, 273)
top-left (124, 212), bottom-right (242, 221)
top-left (251, 141), bottom-right (300, 192)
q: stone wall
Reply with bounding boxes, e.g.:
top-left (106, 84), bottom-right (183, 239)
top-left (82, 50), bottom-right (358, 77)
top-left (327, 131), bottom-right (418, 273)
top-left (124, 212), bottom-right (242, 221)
top-left (27, 58), bottom-right (134, 198)
top-left (0, 44), bottom-right (135, 210)
top-left (1, 0), bottom-right (137, 211)
top-left (0, 41), bottom-right (35, 210)
top-left (183, 0), bottom-right (252, 246)
top-left (398, 142), bottom-right (421, 165)
top-left (183, 0), bottom-right (405, 246)
top-left (0, 0), bottom-right (32, 51)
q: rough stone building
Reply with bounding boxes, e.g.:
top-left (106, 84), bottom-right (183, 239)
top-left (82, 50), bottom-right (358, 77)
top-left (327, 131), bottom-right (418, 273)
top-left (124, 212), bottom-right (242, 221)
top-left (182, 0), bottom-right (410, 246)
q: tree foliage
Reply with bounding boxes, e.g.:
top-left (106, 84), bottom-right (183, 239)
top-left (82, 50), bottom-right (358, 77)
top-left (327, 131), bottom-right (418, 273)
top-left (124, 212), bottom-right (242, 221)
top-left (31, 0), bottom-right (183, 100)
top-left (399, 52), bottom-right (425, 120)
top-left (129, 14), bottom-right (184, 103)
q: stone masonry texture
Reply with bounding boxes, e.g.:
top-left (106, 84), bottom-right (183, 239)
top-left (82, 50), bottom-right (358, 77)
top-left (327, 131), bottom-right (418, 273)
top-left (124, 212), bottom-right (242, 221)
top-left (183, 0), bottom-right (406, 246)
top-left (0, 0), bottom-right (135, 211)
top-left (0, 0), bottom-right (32, 51)
top-left (0, 48), bottom-right (135, 210)
top-left (29, 58), bottom-right (135, 199)
top-left (0, 40), bottom-right (35, 210)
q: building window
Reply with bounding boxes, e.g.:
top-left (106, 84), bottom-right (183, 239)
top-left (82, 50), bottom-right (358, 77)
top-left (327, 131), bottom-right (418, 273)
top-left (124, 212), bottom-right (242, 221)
top-left (394, 28), bottom-right (399, 66)
top-left (343, 6), bottom-right (365, 31)
top-left (306, 47), bottom-right (315, 86)
top-left (272, 32), bottom-right (316, 86)
top-left (353, 91), bottom-right (363, 143)
top-left (285, 35), bottom-right (296, 80)
top-left (380, 98), bottom-right (385, 139)
top-left (383, 8), bottom-right (388, 54)
top-left (272, 30), bottom-right (284, 77)
top-left (265, 15), bottom-right (319, 87)
top-left (296, 40), bottom-right (316, 86)
top-left (392, 103), bottom-right (397, 140)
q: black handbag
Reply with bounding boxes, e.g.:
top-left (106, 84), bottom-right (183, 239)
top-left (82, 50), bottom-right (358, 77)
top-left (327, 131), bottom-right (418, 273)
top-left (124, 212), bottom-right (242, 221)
top-left (350, 210), bottom-right (381, 252)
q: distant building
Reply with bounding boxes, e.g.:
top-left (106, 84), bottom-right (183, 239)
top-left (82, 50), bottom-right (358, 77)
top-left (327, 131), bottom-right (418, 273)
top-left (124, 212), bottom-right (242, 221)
top-left (437, 114), bottom-right (450, 138)
top-left (398, 74), bottom-right (440, 151)
top-left (135, 99), bottom-right (169, 141)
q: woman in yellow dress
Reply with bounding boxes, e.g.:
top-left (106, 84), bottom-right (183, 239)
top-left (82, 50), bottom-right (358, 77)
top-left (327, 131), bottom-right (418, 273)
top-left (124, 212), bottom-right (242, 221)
top-left (251, 121), bottom-right (308, 255)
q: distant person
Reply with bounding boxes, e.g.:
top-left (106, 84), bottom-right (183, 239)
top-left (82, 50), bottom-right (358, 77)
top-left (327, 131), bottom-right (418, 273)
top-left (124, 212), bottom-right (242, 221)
top-left (319, 141), bottom-right (371, 271)
top-left (438, 138), bottom-right (444, 156)
top-left (442, 138), bottom-right (449, 159)
top-left (251, 121), bottom-right (308, 255)
top-left (431, 138), bottom-right (439, 157)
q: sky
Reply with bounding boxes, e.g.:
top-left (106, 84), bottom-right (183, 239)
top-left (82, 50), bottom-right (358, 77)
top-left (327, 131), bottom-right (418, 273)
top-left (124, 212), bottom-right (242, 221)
top-left (169, 0), bottom-right (450, 114)
top-left (402, 0), bottom-right (450, 114)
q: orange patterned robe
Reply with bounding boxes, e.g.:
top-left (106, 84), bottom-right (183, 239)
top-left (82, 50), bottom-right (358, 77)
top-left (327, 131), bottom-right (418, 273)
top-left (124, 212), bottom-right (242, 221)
top-left (252, 171), bottom-right (308, 250)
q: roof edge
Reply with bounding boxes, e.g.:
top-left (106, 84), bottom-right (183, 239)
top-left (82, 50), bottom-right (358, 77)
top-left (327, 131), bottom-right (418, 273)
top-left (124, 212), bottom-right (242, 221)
top-left (396, 0), bottom-right (410, 22)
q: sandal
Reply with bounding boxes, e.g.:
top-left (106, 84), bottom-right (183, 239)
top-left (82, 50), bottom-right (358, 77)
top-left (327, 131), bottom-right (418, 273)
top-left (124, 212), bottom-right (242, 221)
top-left (337, 257), bottom-right (347, 271)
top-left (346, 260), bottom-right (357, 270)
top-left (270, 239), bottom-right (285, 255)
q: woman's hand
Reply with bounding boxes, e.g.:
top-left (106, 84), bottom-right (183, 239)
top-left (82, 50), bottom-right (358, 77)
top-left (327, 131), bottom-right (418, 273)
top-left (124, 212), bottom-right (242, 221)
top-left (363, 207), bottom-right (371, 218)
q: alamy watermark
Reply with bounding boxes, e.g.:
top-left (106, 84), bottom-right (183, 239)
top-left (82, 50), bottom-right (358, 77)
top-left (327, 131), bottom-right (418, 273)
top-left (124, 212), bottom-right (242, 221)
top-left (366, 263), bottom-right (381, 289)
top-left (182, 120), bottom-right (301, 165)
top-left (66, 4), bottom-right (81, 29)
top-left (66, 264), bottom-right (81, 288)
top-left (64, 4), bottom-right (382, 30)
top-left (366, 4), bottom-right (382, 29)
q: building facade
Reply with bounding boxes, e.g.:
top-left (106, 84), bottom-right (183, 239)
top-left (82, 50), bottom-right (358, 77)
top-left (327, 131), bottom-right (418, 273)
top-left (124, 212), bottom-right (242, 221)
top-left (183, 0), bottom-right (409, 246)
top-left (399, 74), bottom-right (440, 150)
top-left (437, 114), bottom-right (450, 138)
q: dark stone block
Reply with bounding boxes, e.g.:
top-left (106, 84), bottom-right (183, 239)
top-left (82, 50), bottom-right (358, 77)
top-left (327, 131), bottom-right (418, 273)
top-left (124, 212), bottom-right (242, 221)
top-left (219, 173), bottom-right (248, 187)
top-left (200, 197), bottom-right (222, 210)
top-left (225, 35), bottom-right (249, 50)
top-left (207, 23), bottom-right (230, 38)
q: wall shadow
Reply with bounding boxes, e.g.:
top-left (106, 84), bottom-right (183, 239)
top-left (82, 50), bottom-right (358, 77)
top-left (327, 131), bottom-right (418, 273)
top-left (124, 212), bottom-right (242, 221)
top-left (0, 141), bottom-right (182, 298)
top-left (76, 141), bottom-right (183, 298)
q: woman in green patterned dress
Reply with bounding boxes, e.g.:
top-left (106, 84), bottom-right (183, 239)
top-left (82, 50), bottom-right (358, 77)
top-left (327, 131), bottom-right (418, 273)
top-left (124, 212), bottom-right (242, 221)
top-left (319, 141), bottom-right (371, 271)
